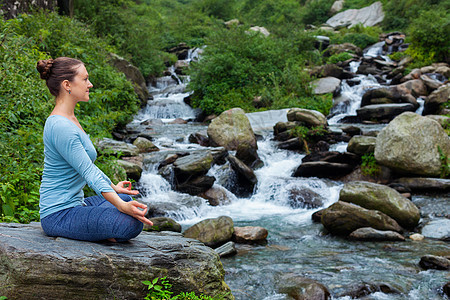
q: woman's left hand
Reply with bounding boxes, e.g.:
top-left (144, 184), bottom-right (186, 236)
top-left (113, 181), bottom-right (139, 195)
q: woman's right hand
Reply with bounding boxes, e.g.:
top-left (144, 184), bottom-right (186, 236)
top-left (118, 200), bottom-right (153, 226)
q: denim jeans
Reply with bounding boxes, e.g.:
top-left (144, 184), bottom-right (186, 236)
top-left (41, 194), bottom-right (143, 242)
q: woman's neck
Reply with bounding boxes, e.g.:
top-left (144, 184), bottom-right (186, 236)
top-left (51, 96), bottom-right (76, 119)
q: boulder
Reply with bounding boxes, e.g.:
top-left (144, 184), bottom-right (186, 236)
top-left (233, 226), bottom-right (268, 245)
top-left (423, 83), bottom-right (450, 115)
top-left (420, 74), bottom-right (443, 90)
top-left (174, 151), bottom-right (214, 179)
top-left (347, 135), bottom-right (377, 155)
top-left (374, 112), bottom-right (450, 177)
top-left (421, 219), bottom-right (450, 240)
top-left (207, 108), bottom-right (257, 151)
top-left (330, 0), bottom-right (345, 15)
top-left (287, 187), bottom-right (325, 209)
top-left (249, 26), bottom-right (270, 37)
top-left (227, 154), bottom-right (258, 195)
top-left (183, 216), bottom-right (234, 248)
top-left (348, 227), bottom-right (405, 241)
top-left (339, 283), bottom-right (401, 298)
top-left (339, 181), bottom-right (420, 229)
top-left (95, 138), bottom-right (139, 157)
top-left (425, 115), bottom-right (450, 128)
top-left (116, 159), bottom-right (143, 182)
top-left (287, 108), bottom-right (328, 127)
top-left (0, 223), bottom-right (233, 300)
top-left (311, 77), bottom-right (341, 95)
top-left (321, 201), bottom-right (403, 236)
top-left (361, 86), bottom-right (418, 108)
top-left (108, 53), bottom-right (149, 104)
top-left (326, 1), bottom-right (384, 28)
top-left (356, 103), bottom-right (416, 122)
top-left (144, 217), bottom-right (182, 232)
top-left (419, 255), bottom-right (450, 270)
top-left (199, 185), bottom-right (232, 206)
top-left (393, 177), bottom-right (450, 192)
top-left (278, 274), bottom-right (330, 300)
top-left (176, 175), bottom-right (216, 196)
top-left (323, 43), bottom-right (362, 57)
top-left (293, 161), bottom-right (355, 179)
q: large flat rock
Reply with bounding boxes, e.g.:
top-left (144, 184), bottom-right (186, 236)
top-left (0, 222), bottom-right (233, 300)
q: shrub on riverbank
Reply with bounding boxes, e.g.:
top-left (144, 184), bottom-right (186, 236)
top-left (0, 11), bottom-right (140, 222)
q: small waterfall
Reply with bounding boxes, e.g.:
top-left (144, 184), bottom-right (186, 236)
top-left (363, 41), bottom-right (392, 62)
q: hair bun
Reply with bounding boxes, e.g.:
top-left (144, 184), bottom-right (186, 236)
top-left (36, 59), bottom-right (54, 80)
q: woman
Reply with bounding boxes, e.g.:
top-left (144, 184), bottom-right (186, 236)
top-left (37, 57), bottom-right (153, 242)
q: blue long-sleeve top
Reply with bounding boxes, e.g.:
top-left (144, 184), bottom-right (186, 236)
top-left (39, 115), bottom-right (115, 219)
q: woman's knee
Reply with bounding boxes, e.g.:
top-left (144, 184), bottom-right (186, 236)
top-left (118, 194), bottom-right (133, 202)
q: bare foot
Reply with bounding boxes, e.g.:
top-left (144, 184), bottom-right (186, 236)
top-left (107, 238), bottom-right (117, 242)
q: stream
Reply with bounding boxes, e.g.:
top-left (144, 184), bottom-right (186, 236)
top-left (126, 45), bottom-right (449, 299)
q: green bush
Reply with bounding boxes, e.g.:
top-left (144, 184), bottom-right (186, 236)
top-left (327, 52), bottom-right (353, 64)
top-left (0, 11), bottom-right (140, 222)
top-left (300, 0), bottom-right (335, 26)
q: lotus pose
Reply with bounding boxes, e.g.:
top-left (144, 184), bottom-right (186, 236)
top-left (37, 57), bottom-right (152, 242)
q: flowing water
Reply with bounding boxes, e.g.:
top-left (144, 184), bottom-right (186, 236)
top-left (128, 45), bottom-right (450, 299)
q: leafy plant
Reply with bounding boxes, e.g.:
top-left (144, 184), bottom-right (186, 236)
top-left (361, 153), bottom-right (381, 176)
top-left (327, 52), bottom-right (353, 64)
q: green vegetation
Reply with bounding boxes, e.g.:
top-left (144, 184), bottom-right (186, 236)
top-left (437, 146), bottom-right (450, 179)
top-left (361, 153), bottom-right (381, 176)
top-left (143, 277), bottom-right (227, 300)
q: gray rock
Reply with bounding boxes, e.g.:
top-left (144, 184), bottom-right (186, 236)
top-left (393, 177), bottom-right (450, 192)
top-left (96, 138), bottom-right (139, 157)
top-left (133, 137), bottom-right (158, 153)
top-left (420, 74), bottom-right (443, 90)
top-left (356, 103), bottom-right (416, 121)
top-left (347, 135), bottom-right (377, 155)
top-left (349, 227), bottom-right (405, 241)
top-left (339, 181), bottom-right (420, 229)
top-left (423, 83), bottom-right (450, 115)
top-left (207, 108), bottom-right (257, 151)
top-left (233, 226), bottom-right (268, 245)
top-left (278, 273), bottom-right (330, 300)
top-left (326, 1), bottom-right (384, 28)
top-left (425, 115), bottom-right (450, 129)
top-left (227, 154), bottom-right (258, 186)
top-left (249, 26), bottom-right (270, 37)
top-left (183, 216), bottom-right (234, 248)
top-left (199, 185), bottom-right (232, 206)
top-left (374, 112), bottom-right (450, 177)
top-left (321, 201), bottom-right (403, 236)
top-left (145, 217), bottom-right (182, 232)
top-left (323, 43), bottom-right (362, 57)
top-left (311, 76), bottom-right (341, 95)
top-left (419, 255), bottom-right (450, 270)
top-left (214, 241), bottom-right (237, 258)
top-left (330, 0), bottom-right (345, 15)
top-left (287, 108), bottom-right (328, 127)
top-left (116, 159), bottom-right (143, 181)
top-left (287, 187), bottom-right (325, 209)
top-left (0, 222), bottom-right (233, 300)
top-left (339, 283), bottom-right (401, 298)
top-left (421, 219), bottom-right (450, 240)
top-left (174, 151), bottom-right (214, 177)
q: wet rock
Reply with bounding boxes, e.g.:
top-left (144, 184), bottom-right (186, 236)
top-left (409, 233), bottom-right (424, 241)
top-left (133, 137), bottom-right (159, 153)
top-left (0, 223), bottom-right (232, 300)
top-left (348, 227), bottom-right (405, 241)
top-left (199, 185), bottom-right (232, 206)
top-left (443, 282), bottom-right (450, 298)
top-left (174, 151), bottom-right (214, 179)
top-left (361, 86), bottom-right (418, 108)
top-left (393, 177), bottom-right (450, 193)
top-left (374, 112), bottom-right (450, 177)
top-left (227, 154), bottom-right (257, 195)
top-left (321, 201), bottom-right (403, 236)
top-left (278, 273), bottom-right (330, 300)
top-left (339, 282), bottom-right (401, 298)
top-left (233, 226), bottom-right (268, 245)
top-left (421, 219), bottom-right (450, 240)
top-left (95, 138), bottom-right (139, 157)
top-left (326, 1), bottom-right (384, 28)
top-left (176, 175), bottom-right (216, 196)
top-left (311, 76), bottom-right (341, 95)
top-left (235, 142), bottom-right (263, 169)
top-left (116, 159), bottom-right (143, 182)
top-left (183, 216), bottom-right (234, 248)
top-left (273, 121), bottom-right (299, 137)
top-left (342, 126), bottom-right (362, 136)
top-left (207, 108), bottom-right (257, 151)
top-left (168, 42), bottom-right (190, 60)
top-left (302, 151), bottom-right (360, 166)
top-left (347, 135), bottom-right (377, 155)
top-left (420, 74), bottom-right (444, 90)
top-left (310, 64), bottom-right (344, 79)
top-left (419, 255), bottom-right (450, 270)
top-left (214, 241), bottom-right (237, 258)
top-left (288, 187), bottom-right (325, 209)
top-left (144, 217), bottom-right (182, 232)
top-left (423, 83), bottom-right (450, 115)
top-left (339, 181), bottom-right (420, 229)
top-left (293, 161), bottom-right (355, 179)
top-left (312, 209), bottom-right (325, 223)
top-left (277, 137), bottom-right (304, 151)
top-left (287, 108), bottom-right (328, 127)
top-left (357, 103), bottom-right (416, 122)
top-left (188, 132), bottom-right (210, 146)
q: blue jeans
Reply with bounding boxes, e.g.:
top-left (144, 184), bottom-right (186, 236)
top-left (41, 194), bottom-right (143, 242)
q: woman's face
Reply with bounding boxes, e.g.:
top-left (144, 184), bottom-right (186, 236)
top-left (70, 64), bottom-right (93, 102)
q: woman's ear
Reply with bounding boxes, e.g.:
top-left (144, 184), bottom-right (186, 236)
top-left (61, 79), bottom-right (71, 93)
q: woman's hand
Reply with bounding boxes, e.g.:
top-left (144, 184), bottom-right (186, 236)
top-left (117, 200), bottom-right (153, 226)
top-left (112, 181), bottom-right (139, 196)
